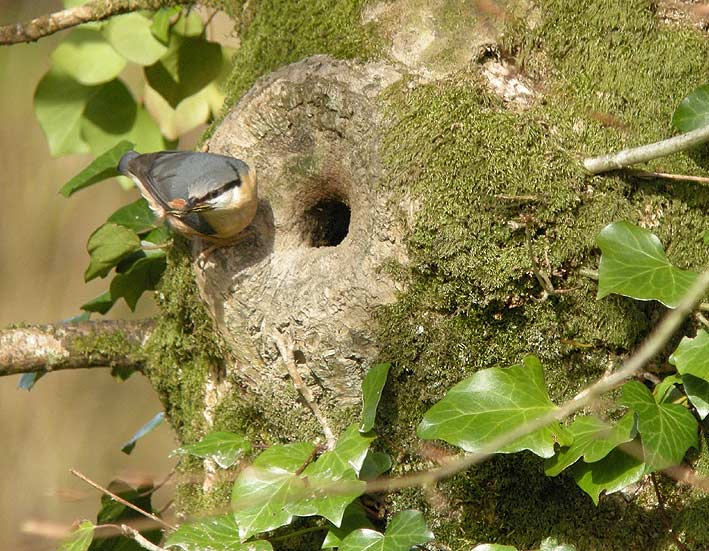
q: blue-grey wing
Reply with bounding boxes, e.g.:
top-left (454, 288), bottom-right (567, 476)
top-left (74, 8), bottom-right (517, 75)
top-left (118, 150), bottom-right (250, 211)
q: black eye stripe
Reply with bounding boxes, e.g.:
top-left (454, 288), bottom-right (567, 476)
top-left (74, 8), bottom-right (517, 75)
top-left (194, 177), bottom-right (242, 203)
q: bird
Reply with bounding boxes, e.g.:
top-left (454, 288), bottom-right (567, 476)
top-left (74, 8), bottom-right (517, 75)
top-left (117, 150), bottom-right (258, 254)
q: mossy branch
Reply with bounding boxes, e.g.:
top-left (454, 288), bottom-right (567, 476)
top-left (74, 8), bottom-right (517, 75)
top-left (0, 319), bottom-right (154, 376)
top-left (0, 0), bottom-right (190, 45)
top-left (583, 123), bottom-right (709, 174)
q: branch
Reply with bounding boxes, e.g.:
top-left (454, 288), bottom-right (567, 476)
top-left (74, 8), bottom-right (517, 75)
top-left (0, 1), bottom-right (189, 46)
top-left (0, 319), bottom-right (154, 376)
top-left (583, 124), bottom-right (709, 174)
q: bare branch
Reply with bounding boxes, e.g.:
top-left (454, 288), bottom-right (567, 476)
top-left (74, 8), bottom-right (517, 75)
top-left (583, 124), bottom-right (709, 174)
top-left (0, 1), bottom-right (190, 46)
top-left (0, 319), bottom-right (154, 376)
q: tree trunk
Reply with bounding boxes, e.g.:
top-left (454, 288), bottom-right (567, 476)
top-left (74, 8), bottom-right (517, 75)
top-left (148, 1), bottom-right (709, 549)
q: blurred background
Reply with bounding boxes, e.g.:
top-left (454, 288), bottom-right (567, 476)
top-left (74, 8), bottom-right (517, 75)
top-left (0, 1), bottom-right (234, 548)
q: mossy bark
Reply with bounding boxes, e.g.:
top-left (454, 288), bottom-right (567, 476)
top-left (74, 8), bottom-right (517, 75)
top-left (148, 0), bottom-right (709, 549)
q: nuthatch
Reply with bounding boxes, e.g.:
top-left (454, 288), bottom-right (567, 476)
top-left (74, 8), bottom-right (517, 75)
top-left (118, 150), bottom-right (258, 247)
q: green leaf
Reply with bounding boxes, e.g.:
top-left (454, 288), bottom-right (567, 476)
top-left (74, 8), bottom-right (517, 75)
top-left (150, 7), bottom-right (181, 43)
top-left (110, 254), bottom-right (167, 310)
top-left (360, 450), bottom-right (392, 481)
top-left (418, 356), bottom-right (571, 458)
top-left (670, 329), bottom-right (709, 382)
top-left (80, 80), bottom-right (164, 156)
top-left (143, 225), bottom-right (172, 245)
top-left (165, 514), bottom-right (272, 551)
top-left (315, 424), bottom-right (376, 477)
top-left (471, 545), bottom-right (518, 551)
top-left (174, 431), bottom-right (251, 469)
top-left (621, 381), bottom-right (698, 470)
top-left (653, 374), bottom-right (683, 404)
top-left (231, 442), bottom-right (366, 541)
top-left (103, 12), bottom-right (168, 65)
top-left (596, 221), bottom-right (698, 308)
top-left (571, 447), bottom-right (645, 504)
top-left (107, 198), bottom-right (157, 233)
top-left (672, 84), bottom-right (709, 133)
top-left (51, 28), bottom-right (126, 85)
top-left (59, 520), bottom-right (94, 551)
top-left (322, 502), bottom-right (375, 549)
top-left (145, 35), bottom-right (222, 108)
top-left (121, 412), bottom-right (165, 455)
top-left (360, 363), bottom-right (390, 432)
top-left (682, 375), bottom-right (709, 420)
top-left (339, 510), bottom-right (434, 551)
top-left (85, 223), bottom-right (141, 281)
top-left (91, 480), bottom-right (161, 550)
top-left (81, 291), bottom-right (115, 314)
top-left (539, 538), bottom-right (576, 551)
top-left (544, 414), bottom-right (636, 476)
top-left (34, 67), bottom-right (92, 156)
top-left (60, 140), bottom-right (134, 197)
top-left (172, 9), bottom-right (205, 36)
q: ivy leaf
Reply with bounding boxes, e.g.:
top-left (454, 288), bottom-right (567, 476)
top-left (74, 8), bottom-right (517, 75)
top-left (571, 447), bottom-right (645, 504)
top-left (620, 381), bottom-right (698, 470)
top-left (85, 223), bottom-right (141, 281)
top-left (121, 412), bottom-right (165, 455)
top-left (231, 442), bottom-right (365, 541)
top-left (596, 221), bottom-right (698, 308)
top-left (165, 514), bottom-right (273, 551)
top-left (653, 374), bottom-right (683, 404)
top-left (107, 198), bottom-right (157, 233)
top-left (471, 545), bottom-right (517, 551)
top-left (51, 28), bottom-right (126, 85)
top-left (174, 431), bottom-right (251, 469)
top-left (669, 329), bottom-right (709, 382)
top-left (81, 80), bottom-right (164, 155)
top-left (151, 7), bottom-right (181, 43)
top-left (544, 414), bottom-right (636, 476)
top-left (145, 35), bottom-right (223, 108)
top-left (60, 140), bottom-right (134, 197)
top-left (339, 510), bottom-right (434, 551)
top-left (418, 356), bottom-right (571, 458)
top-left (360, 363), bottom-right (390, 432)
top-left (81, 291), bottom-right (114, 315)
top-left (34, 67), bottom-right (92, 156)
top-left (103, 12), bottom-right (168, 66)
top-left (172, 10), bottom-right (204, 37)
top-left (314, 424), bottom-right (376, 478)
top-left (360, 450), bottom-right (392, 481)
top-left (322, 502), bottom-right (375, 549)
top-left (681, 375), bottom-right (709, 420)
top-left (672, 84), bottom-right (709, 133)
top-left (59, 521), bottom-right (94, 551)
top-left (110, 253), bottom-right (167, 311)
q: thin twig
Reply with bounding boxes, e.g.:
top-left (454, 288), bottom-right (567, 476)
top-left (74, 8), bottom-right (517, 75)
top-left (364, 269), bottom-right (709, 493)
top-left (626, 169), bottom-right (709, 185)
top-left (583, 124), bottom-right (709, 174)
top-left (0, 319), bottom-right (154, 376)
top-left (273, 332), bottom-right (337, 449)
top-left (70, 469), bottom-right (175, 531)
top-left (579, 267), bottom-right (599, 280)
top-left (0, 1), bottom-right (189, 45)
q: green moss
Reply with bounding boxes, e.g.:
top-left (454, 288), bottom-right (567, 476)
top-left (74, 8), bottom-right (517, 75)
top-left (213, 0), bottom-right (382, 120)
top-left (374, 0), bottom-right (709, 548)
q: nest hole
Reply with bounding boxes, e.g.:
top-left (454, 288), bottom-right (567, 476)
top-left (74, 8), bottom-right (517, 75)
top-left (301, 197), bottom-right (351, 247)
